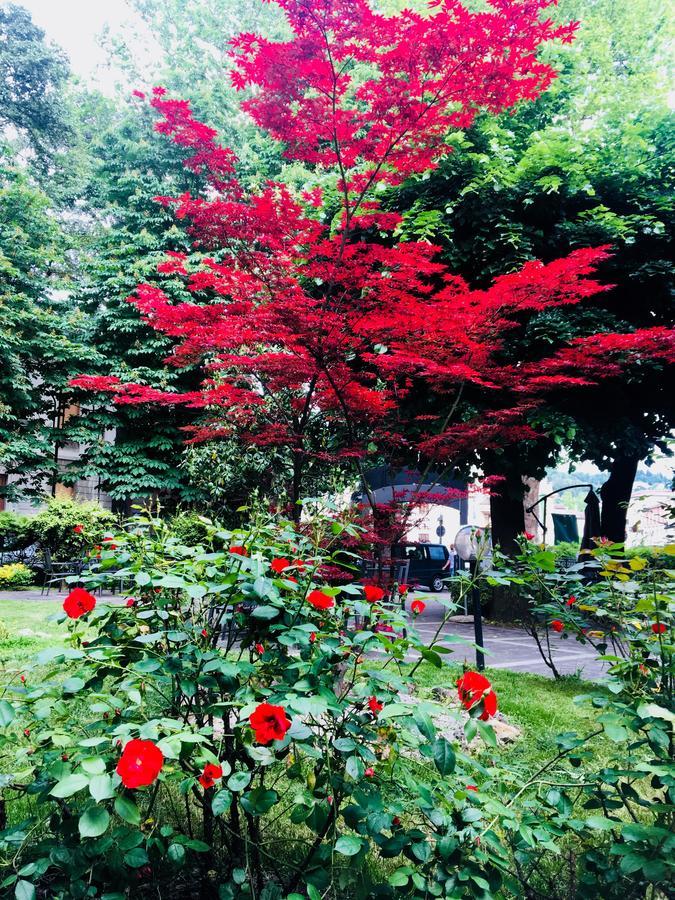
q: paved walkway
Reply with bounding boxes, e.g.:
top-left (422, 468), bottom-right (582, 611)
top-left (0, 590), bottom-right (604, 680)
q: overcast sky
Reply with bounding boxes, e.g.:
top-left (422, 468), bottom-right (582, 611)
top-left (11, 0), bottom-right (156, 89)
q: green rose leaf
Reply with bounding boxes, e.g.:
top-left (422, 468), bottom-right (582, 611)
top-left (334, 835), bottom-right (363, 856)
top-left (89, 774), bottom-right (115, 802)
top-left (114, 795), bottom-right (141, 825)
top-left (14, 882), bottom-right (36, 900)
top-left (79, 806), bottom-right (110, 838)
top-left (51, 774), bottom-right (89, 798)
top-left (0, 700), bottom-right (16, 727)
top-left (212, 789), bottom-right (233, 817)
top-left (432, 738), bottom-right (456, 776)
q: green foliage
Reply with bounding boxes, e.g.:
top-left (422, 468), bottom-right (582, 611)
top-left (0, 563), bottom-right (32, 588)
top-left (0, 512), bottom-right (32, 553)
top-left (488, 537), bottom-right (675, 897)
top-left (1, 510), bottom-right (673, 897)
top-left (0, 509), bottom-right (508, 897)
top-left (393, 0), bottom-right (674, 511)
top-left (29, 498), bottom-right (117, 562)
top-left (0, 5), bottom-right (70, 161)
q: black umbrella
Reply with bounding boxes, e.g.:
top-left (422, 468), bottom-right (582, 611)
top-left (579, 488), bottom-right (601, 569)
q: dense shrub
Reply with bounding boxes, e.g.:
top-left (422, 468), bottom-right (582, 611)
top-left (0, 563), bottom-right (32, 588)
top-left (0, 512), bottom-right (33, 555)
top-left (28, 498), bottom-right (117, 562)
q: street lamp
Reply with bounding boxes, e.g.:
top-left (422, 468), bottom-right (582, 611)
top-left (454, 526), bottom-right (492, 671)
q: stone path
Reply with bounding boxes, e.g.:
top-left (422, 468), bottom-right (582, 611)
top-left (0, 589), bottom-right (605, 680)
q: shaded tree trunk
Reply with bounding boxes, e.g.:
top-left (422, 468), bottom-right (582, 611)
top-left (489, 467), bottom-right (526, 555)
top-left (600, 452), bottom-right (639, 543)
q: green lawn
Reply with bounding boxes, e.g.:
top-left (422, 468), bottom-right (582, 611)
top-left (0, 598), bottom-right (70, 668)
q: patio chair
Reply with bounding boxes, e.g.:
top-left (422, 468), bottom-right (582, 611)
top-left (40, 548), bottom-right (84, 596)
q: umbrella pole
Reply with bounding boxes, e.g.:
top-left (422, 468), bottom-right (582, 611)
top-left (470, 560), bottom-right (485, 671)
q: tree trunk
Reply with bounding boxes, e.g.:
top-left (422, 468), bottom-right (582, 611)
top-left (600, 453), bottom-right (639, 543)
top-left (489, 468), bottom-right (526, 555)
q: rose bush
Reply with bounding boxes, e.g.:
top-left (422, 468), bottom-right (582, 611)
top-left (0, 509), bottom-right (508, 898)
top-left (1, 510), bottom-right (673, 898)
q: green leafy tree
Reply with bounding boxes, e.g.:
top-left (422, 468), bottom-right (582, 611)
top-left (393, 0), bottom-right (674, 548)
top-left (0, 4), bottom-right (69, 163)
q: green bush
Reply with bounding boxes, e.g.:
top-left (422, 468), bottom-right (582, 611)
top-left (0, 512), bottom-right (33, 553)
top-left (0, 563), bottom-right (32, 588)
top-left (169, 510), bottom-right (217, 547)
top-left (29, 498), bottom-right (117, 562)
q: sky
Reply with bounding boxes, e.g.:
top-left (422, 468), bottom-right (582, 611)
top-left (13, 0), bottom-right (157, 90)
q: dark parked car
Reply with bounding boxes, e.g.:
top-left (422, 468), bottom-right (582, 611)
top-left (392, 542), bottom-right (450, 592)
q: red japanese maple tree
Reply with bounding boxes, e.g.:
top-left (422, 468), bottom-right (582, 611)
top-left (74, 0), bottom-right (674, 525)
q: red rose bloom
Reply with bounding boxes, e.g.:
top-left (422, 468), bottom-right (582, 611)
top-left (309, 632), bottom-right (316, 643)
top-left (63, 587), bottom-right (97, 619)
top-left (367, 696), bottom-right (383, 715)
top-left (125, 597), bottom-right (136, 608)
top-left (198, 762), bottom-right (223, 789)
top-left (457, 671), bottom-right (498, 721)
top-left (652, 622), bottom-right (667, 634)
top-left (551, 619), bottom-right (564, 633)
top-left (398, 584), bottom-right (408, 595)
top-left (116, 739), bottom-right (164, 788)
top-left (102, 537), bottom-right (117, 550)
top-left (466, 785), bottom-right (478, 792)
top-left (365, 767), bottom-right (375, 777)
top-left (566, 595), bottom-right (577, 606)
top-left (364, 585), bottom-right (385, 603)
top-left (411, 599), bottom-right (425, 615)
top-left (230, 545), bottom-right (247, 556)
top-left (307, 590), bottom-right (334, 610)
top-left (271, 557), bottom-right (290, 574)
top-left (249, 702), bottom-right (291, 745)
top-left (523, 532), bottom-right (535, 540)
top-left (73, 524), bottom-right (83, 534)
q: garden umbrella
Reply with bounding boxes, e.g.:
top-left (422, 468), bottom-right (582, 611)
top-left (579, 488), bottom-right (601, 564)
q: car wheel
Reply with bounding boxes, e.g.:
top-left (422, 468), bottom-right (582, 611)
top-left (431, 576), bottom-right (444, 592)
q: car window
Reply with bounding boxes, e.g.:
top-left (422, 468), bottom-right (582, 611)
top-left (428, 545), bottom-right (446, 561)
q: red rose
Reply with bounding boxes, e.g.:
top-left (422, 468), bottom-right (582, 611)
top-left (201, 628), bottom-right (208, 638)
top-left (20, 675), bottom-right (25, 683)
top-left (392, 816), bottom-right (401, 825)
top-left (566, 595), bottom-right (576, 606)
top-left (255, 642), bottom-right (265, 654)
top-left (198, 762), bottom-right (223, 789)
top-left (551, 619), bottom-right (564, 633)
top-left (398, 584), bottom-right (408, 595)
top-left (125, 597), bottom-right (136, 608)
top-left (652, 622), bottom-right (667, 634)
top-left (367, 696), bottom-right (383, 716)
top-left (63, 587), bottom-right (97, 619)
top-left (364, 585), bottom-right (385, 603)
top-left (523, 532), bottom-right (535, 540)
top-left (293, 559), bottom-right (306, 570)
top-left (457, 671), bottom-right (498, 721)
top-left (116, 739), bottom-right (164, 789)
top-left (309, 632), bottom-right (316, 643)
top-left (365, 767), bottom-right (375, 777)
top-left (307, 590), bottom-right (334, 610)
top-left (102, 537), bottom-right (117, 550)
top-left (73, 524), bottom-right (83, 534)
top-left (271, 557), bottom-right (290, 574)
top-left (411, 599), bottom-right (425, 615)
top-left (249, 702), bottom-right (291, 745)
top-left (230, 545), bottom-right (248, 556)
top-left (466, 785), bottom-right (478, 792)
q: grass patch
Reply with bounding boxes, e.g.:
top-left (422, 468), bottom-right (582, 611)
top-left (0, 598), bottom-right (69, 666)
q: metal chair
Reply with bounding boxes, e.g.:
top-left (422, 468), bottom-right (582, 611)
top-left (40, 549), bottom-right (84, 596)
